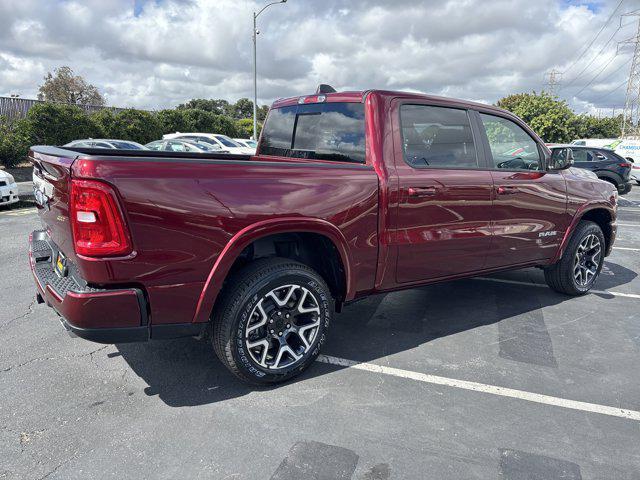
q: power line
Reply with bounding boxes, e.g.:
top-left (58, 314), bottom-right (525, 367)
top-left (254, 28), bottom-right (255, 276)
top-left (563, 0), bottom-right (625, 75)
top-left (544, 69), bottom-right (562, 95)
top-left (622, 13), bottom-right (640, 137)
top-left (563, 21), bottom-right (631, 88)
top-left (574, 53), bottom-right (619, 97)
top-left (591, 78), bottom-right (628, 103)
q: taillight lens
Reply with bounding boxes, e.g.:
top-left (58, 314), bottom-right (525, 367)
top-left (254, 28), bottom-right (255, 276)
top-left (70, 179), bottom-right (132, 257)
top-left (618, 163), bottom-right (632, 168)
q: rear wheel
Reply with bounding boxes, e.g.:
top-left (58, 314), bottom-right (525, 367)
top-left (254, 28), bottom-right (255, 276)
top-left (544, 221), bottom-right (605, 296)
top-left (212, 257), bottom-right (333, 385)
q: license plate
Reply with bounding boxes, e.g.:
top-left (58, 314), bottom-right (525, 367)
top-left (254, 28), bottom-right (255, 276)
top-left (54, 252), bottom-right (67, 277)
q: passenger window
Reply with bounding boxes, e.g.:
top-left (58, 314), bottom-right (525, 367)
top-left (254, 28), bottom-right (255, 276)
top-left (480, 113), bottom-right (542, 171)
top-left (400, 105), bottom-right (478, 168)
top-left (570, 149), bottom-right (591, 162)
top-left (167, 142), bottom-right (185, 152)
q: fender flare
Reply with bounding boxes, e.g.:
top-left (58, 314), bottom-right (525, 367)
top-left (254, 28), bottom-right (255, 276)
top-left (192, 217), bottom-right (353, 324)
top-left (551, 202), bottom-right (615, 263)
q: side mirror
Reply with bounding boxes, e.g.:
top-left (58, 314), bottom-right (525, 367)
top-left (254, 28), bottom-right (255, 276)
top-left (549, 148), bottom-right (574, 170)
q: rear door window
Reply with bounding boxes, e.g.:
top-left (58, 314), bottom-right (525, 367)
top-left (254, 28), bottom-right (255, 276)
top-left (400, 104), bottom-right (478, 168)
top-left (260, 102), bottom-right (366, 163)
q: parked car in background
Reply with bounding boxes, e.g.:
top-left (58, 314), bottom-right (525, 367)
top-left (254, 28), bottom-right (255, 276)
top-left (0, 170), bottom-right (19, 207)
top-left (64, 139), bottom-right (148, 150)
top-left (163, 133), bottom-right (255, 155)
top-left (570, 138), bottom-right (618, 148)
top-left (631, 162), bottom-right (640, 185)
top-left (549, 145), bottom-right (633, 194)
top-left (145, 139), bottom-right (228, 153)
top-left (234, 138), bottom-right (258, 150)
top-left (29, 86), bottom-right (618, 385)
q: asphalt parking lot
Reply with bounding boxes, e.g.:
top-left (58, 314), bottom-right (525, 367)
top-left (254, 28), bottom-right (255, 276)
top-left (1, 188), bottom-right (639, 480)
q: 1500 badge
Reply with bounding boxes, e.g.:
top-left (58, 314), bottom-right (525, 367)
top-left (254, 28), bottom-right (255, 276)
top-left (539, 231), bottom-right (558, 238)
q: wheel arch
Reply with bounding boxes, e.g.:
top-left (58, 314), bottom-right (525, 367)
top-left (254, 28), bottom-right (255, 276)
top-left (192, 218), bottom-right (353, 323)
top-left (594, 170), bottom-right (622, 186)
top-left (552, 205), bottom-right (615, 263)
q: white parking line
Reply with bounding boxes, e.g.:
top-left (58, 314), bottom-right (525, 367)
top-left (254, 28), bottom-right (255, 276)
top-left (614, 246), bottom-right (640, 252)
top-left (317, 355), bottom-right (640, 422)
top-left (618, 223), bottom-right (640, 227)
top-left (473, 277), bottom-right (640, 299)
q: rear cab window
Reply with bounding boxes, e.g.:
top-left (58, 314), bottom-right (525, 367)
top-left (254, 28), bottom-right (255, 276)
top-left (259, 102), bottom-right (366, 163)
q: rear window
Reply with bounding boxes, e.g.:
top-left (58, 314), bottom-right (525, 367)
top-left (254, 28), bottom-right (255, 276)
top-left (260, 102), bottom-right (366, 163)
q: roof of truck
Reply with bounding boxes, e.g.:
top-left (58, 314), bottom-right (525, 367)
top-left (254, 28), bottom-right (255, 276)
top-left (271, 89), bottom-right (505, 114)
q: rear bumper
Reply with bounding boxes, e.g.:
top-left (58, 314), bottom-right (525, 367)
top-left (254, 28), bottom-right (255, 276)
top-left (29, 230), bottom-right (149, 343)
top-left (28, 230), bottom-right (205, 343)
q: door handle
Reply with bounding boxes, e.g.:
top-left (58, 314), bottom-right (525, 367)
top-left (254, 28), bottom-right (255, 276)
top-left (408, 186), bottom-right (438, 197)
top-left (496, 186), bottom-right (518, 195)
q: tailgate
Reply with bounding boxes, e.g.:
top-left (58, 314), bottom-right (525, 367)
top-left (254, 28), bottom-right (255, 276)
top-left (30, 147), bottom-right (80, 264)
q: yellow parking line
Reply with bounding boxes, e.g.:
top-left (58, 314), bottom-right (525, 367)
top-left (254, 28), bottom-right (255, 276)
top-left (1, 209), bottom-right (36, 217)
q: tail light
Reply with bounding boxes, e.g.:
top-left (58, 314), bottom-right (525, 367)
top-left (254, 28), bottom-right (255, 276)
top-left (618, 163), bottom-right (632, 168)
top-left (70, 179), bottom-right (132, 257)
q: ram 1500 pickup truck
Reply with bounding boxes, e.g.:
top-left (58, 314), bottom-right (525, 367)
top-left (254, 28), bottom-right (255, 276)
top-left (28, 87), bottom-right (618, 384)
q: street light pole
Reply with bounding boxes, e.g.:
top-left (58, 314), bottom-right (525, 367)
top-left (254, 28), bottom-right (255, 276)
top-left (252, 0), bottom-right (287, 141)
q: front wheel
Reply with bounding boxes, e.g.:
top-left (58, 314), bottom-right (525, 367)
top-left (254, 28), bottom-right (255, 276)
top-left (544, 221), bottom-right (605, 296)
top-left (212, 258), bottom-right (333, 385)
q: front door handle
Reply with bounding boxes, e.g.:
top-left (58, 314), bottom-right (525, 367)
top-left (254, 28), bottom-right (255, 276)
top-left (408, 186), bottom-right (438, 197)
top-left (496, 186), bottom-right (518, 195)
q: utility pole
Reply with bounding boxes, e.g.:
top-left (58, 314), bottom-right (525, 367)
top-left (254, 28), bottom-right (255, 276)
top-left (620, 10), bottom-right (640, 138)
top-left (545, 69), bottom-right (562, 96)
top-left (252, 0), bottom-right (287, 141)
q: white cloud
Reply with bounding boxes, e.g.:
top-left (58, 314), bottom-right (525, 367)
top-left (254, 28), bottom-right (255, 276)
top-left (0, 0), bottom-right (633, 114)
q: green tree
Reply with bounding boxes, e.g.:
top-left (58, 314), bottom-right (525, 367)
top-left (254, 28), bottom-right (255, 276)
top-left (571, 114), bottom-right (622, 139)
top-left (231, 98), bottom-right (254, 119)
top-left (156, 108), bottom-right (191, 134)
top-left (24, 103), bottom-right (99, 145)
top-left (37, 66), bottom-right (105, 106)
top-left (107, 109), bottom-right (162, 144)
top-left (235, 118), bottom-right (260, 138)
top-left (176, 99), bottom-right (231, 116)
top-left (0, 117), bottom-right (32, 167)
top-left (496, 92), bottom-right (577, 143)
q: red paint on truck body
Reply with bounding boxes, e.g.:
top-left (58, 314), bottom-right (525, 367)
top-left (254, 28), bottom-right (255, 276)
top-left (28, 89), bottom-right (617, 339)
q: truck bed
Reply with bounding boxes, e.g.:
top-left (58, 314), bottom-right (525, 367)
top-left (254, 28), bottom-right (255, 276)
top-left (29, 145), bottom-right (379, 327)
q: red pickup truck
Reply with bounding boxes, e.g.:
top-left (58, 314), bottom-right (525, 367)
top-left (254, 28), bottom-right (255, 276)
top-left (28, 87), bottom-right (617, 384)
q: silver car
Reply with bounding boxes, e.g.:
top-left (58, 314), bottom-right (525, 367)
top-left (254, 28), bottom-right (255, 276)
top-left (0, 170), bottom-right (19, 207)
top-left (145, 139), bottom-right (228, 153)
top-left (64, 139), bottom-right (148, 150)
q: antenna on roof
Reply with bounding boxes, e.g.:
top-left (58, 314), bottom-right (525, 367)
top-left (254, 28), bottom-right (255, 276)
top-left (316, 84), bottom-right (337, 94)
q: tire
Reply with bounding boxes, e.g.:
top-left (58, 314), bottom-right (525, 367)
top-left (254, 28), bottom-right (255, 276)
top-left (619, 183), bottom-right (632, 195)
top-left (544, 221), bottom-right (605, 296)
top-left (212, 257), bottom-right (333, 385)
top-left (600, 176), bottom-right (618, 190)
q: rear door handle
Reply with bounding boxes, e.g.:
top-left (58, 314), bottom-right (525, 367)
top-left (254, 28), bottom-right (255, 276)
top-left (408, 186), bottom-right (439, 197)
top-left (496, 186), bottom-right (518, 195)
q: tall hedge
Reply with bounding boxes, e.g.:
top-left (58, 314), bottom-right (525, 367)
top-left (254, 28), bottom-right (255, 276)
top-left (0, 117), bottom-right (32, 168)
top-left (25, 103), bottom-right (100, 145)
top-left (0, 102), bottom-right (246, 168)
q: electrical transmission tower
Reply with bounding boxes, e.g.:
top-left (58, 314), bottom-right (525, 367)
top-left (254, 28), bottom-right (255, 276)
top-left (620, 10), bottom-right (640, 138)
top-left (545, 69), bottom-right (562, 96)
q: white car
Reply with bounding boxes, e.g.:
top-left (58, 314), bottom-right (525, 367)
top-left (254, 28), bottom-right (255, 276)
top-left (162, 133), bottom-right (255, 155)
top-left (0, 170), bottom-right (20, 207)
top-left (233, 138), bottom-right (258, 150)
